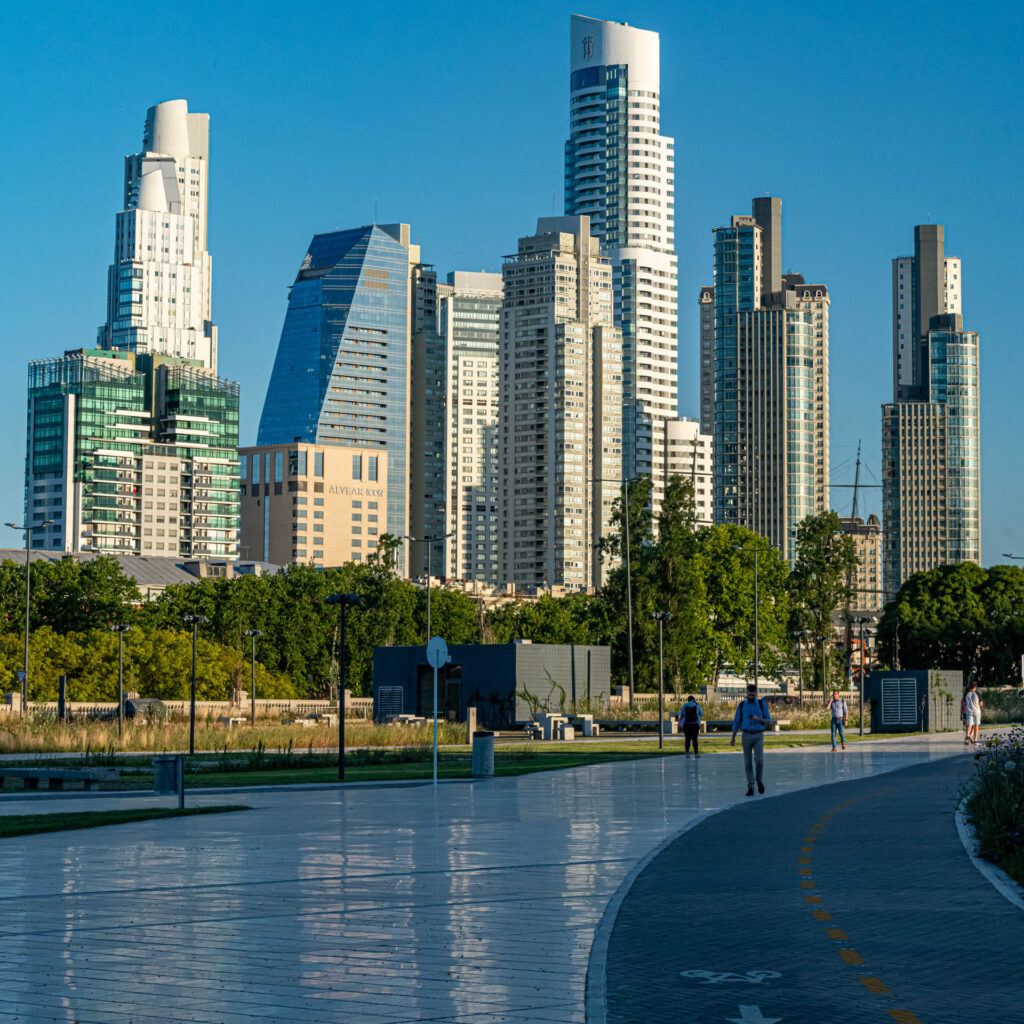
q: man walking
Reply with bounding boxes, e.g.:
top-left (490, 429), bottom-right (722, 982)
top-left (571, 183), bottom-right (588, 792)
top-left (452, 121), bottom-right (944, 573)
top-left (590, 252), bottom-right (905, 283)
top-left (731, 684), bottom-right (772, 796)
top-left (828, 690), bottom-right (848, 751)
top-left (964, 682), bottom-right (983, 745)
top-left (678, 695), bottom-right (703, 758)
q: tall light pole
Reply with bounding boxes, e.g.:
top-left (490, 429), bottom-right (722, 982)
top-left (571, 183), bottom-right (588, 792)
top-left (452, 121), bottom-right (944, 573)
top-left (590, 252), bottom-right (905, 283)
top-left (182, 615), bottom-right (208, 755)
top-left (732, 542), bottom-right (772, 693)
top-left (5, 520), bottom-right (52, 717)
top-left (243, 629), bottom-right (262, 725)
top-left (649, 611), bottom-right (672, 750)
top-left (792, 630), bottom-right (805, 707)
top-left (856, 616), bottom-right (869, 735)
top-left (405, 531), bottom-right (454, 643)
top-left (326, 594), bottom-right (362, 782)
top-left (821, 635), bottom-right (828, 699)
top-left (109, 624), bottom-right (132, 740)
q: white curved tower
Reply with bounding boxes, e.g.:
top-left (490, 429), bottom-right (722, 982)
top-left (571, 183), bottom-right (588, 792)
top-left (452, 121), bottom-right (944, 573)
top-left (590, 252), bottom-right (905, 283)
top-left (98, 99), bottom-right (216, 369)
top-left (565, 15), bottom-right (677, 510)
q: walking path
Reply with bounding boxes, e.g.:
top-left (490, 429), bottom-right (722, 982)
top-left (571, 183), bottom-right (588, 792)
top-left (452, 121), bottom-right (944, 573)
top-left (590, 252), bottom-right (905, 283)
top-left (602, 755), bottom-right (1023, 1024)
top-left (0, 735), bottom-right (997, 1023)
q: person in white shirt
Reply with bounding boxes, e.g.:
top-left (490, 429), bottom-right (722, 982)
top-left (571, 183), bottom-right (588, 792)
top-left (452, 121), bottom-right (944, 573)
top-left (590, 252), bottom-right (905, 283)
top-left (964, 683), bottom-right (983, 745)
top-left (730, 685), bottom-right (772, 796)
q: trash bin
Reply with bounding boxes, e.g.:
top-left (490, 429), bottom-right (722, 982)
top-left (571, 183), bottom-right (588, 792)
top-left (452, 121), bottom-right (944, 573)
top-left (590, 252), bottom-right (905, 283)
top-left (472, 730), bottom-right (495, 777)
top-left (152, 755), bottom-right (182, 794)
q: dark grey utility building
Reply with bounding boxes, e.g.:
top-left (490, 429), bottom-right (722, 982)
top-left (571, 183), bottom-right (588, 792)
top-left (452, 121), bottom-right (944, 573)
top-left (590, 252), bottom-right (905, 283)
top-left (862, 669), bottom-right (962, 733)
top-left (373, 641), bottom-right (611, 729)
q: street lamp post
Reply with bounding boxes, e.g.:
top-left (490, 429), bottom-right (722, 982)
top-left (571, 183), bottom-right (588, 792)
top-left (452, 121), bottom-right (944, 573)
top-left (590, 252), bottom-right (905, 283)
top-left (856, 616), bottom-right (869, 735)
top-left (405, 531), bottom-right (454, 643)
top-left (5, 520), bottom-right (53, 716)
top-left (649, 612), bottom-right (672, 750)
top-left (182, 615), bottom-right (208, 755)
top-left (792, 631), bottom-right (805, 707)
top-left (732, 543), bottom-right (772, 693)
top-left (326, 594), bottom-right (362, 782)
top-left (242, 629), bottom-right (263, 725)
top-left (109, 624), bottom-right (132, 740)
top-left (821, 635), bottom-right (828, 699)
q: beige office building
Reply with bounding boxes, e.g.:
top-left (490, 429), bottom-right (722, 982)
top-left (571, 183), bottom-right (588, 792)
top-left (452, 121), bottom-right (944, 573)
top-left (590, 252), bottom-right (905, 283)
top-left (840, 514), bottom-right (883, 613)
top-left (663, 418), bottom-right (713, 527)
top-left (499, 216), bottom-right (622, 591)
top-left (239, 443), bottom-right (387, 566)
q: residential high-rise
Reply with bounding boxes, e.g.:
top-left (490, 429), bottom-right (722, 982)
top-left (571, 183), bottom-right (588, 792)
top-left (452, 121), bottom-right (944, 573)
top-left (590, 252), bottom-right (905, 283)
top-left (663, 418), bottom-right (713, 527)
top-left (839, 514), bottom-right (883, 613)
top-left (26, 349), bottom-right (239, 557)
top-left (698, 286), bottom-right (715, 437)
top-left (499, 217), bottom-right (622, 591)
top-left (437, 272), bottom-right (503, 583)
top-left (711, 197), bottom-right (830, 561)
top-left (564, 15), bottom-right (677, 513)
top-left (239, 443), bottom-right (386, 566)
top-left (97, 99), bottom-right (217, 369)
top-left (882, 225), bottom-right (979, 600)
top-left (257, 223), bottom-right (419, 574)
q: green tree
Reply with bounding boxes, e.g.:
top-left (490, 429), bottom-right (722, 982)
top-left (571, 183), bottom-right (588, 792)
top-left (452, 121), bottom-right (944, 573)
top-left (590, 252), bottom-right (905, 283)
top-left (788, 511), bottom-right (858, 689)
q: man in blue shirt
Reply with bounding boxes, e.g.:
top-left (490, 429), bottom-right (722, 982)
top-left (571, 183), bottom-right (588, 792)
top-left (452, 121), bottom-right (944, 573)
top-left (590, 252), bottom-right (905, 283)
top-left (678, 695), bottom-right (703, 758)
top-left (731, 684), bottom-right (772, 796)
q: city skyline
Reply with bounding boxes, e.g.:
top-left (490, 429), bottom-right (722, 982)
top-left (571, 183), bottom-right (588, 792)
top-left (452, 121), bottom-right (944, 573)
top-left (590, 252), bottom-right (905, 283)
top-left (2, 1), bottom-right (1020, 566)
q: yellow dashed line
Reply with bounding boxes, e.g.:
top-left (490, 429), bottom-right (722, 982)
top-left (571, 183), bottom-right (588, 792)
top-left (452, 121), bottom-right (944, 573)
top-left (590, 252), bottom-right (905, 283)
top-left (805, 895), bottom-right (822, 904)
top-left (840, 949), bottom-right (865, 965)
top-left (801, 845), bottom-right (814, 852)
top-left (826, 928), bottom-right (847, 940)
top-left (800, 881), bottom-right (815, 889)
top-left (813, 910), bottom-right (832, 920)
top-left (798, 856), bottom-right (811, 864)
top-left (888, 1012), bottom-right (923, 1024)
top-left (798, 868), bottom-right (812, 875)
top-left (859, 977), bottom-right (891, 994)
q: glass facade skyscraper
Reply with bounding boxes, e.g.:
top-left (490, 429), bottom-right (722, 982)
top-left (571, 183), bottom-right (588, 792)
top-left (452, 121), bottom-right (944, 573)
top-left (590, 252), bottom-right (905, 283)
top-left (257, 224), bottom-right (414, 563)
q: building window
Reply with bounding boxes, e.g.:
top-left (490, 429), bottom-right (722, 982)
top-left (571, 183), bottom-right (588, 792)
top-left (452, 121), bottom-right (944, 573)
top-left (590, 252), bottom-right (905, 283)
top-left (368, 456), bottom-right (378, 482)
top-left (274, 452), bottom-right (283, 484)
top-left (253, 457), bottom-right (260, 485)
top-left (352, 454), bottom-right (362, 480)
top-left (314, 452), bottom-right (324, 477)
top-left (239, 454), bottom-right (248, 481)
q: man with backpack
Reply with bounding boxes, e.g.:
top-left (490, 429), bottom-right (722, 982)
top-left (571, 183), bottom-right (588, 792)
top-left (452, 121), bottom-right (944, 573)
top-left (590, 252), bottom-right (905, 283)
top-left (730, 684), bottom-right (773, 796)
top-left (678, 695), bottom-right (703, 757)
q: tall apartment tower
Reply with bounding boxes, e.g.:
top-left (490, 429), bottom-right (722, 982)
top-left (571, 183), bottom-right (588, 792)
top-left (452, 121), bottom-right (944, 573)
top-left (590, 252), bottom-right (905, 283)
top-left (97, 99), bottom-right (217, 369)
top-left (711, 197), bottom-right (830, 561)
top-left (499, 217), bottom-right (622, 591)
top-left (564, 15), bottom-right (677, 514)
top-left (882, 226), bottom-right (979, 601)
top-left (437, 272), bottom-right (503, 583)
top-left (698, 286), bottom-right (715, 437)
top-left (663, 418), bottom-right (713, 527)
top-left (257, 223), bottom-right (418, 574)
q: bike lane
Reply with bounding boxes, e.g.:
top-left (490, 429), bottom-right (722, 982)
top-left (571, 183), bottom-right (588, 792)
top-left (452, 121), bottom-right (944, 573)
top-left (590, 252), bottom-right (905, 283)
top-left (602, 756), bottom-right (1024, 1024)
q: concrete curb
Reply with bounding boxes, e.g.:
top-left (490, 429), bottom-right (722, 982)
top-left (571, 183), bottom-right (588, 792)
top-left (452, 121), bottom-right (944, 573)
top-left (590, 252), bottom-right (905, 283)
top-left (955, 797), bottom-right (1024, 913)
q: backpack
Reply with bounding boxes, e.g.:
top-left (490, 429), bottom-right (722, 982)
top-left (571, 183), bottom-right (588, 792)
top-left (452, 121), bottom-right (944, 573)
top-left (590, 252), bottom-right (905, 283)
top-left (960, 695), bottom-right (967, 717)
top-left (738, 698), bottom-right (769, 726)
top-left (683, 702), bottom-right (699, 724)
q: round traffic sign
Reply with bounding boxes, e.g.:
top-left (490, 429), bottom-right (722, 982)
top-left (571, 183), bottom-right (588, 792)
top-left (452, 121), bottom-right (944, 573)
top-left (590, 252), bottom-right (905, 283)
top-left (426, 636), bottom-right (448, 669)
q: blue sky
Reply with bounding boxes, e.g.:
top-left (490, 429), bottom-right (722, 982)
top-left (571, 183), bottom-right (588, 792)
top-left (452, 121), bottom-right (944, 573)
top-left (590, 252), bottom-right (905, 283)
top-left (2, 0), bottom-right (1021, 564)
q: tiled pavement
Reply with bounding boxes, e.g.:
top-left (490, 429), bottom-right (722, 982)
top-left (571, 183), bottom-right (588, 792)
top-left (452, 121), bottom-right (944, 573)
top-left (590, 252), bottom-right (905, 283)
top-left (0, 736), bottom-right (980, 1023)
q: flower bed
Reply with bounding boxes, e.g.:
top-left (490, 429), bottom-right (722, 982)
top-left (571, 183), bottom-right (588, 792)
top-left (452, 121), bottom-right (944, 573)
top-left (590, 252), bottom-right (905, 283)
top-left (965, 726), bottom-right (1024, 887)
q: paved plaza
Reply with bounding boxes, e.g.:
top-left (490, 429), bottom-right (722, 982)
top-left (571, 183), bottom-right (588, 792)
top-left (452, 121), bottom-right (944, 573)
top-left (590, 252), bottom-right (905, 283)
top-left (0, 736), bottom-right (1008, 1023)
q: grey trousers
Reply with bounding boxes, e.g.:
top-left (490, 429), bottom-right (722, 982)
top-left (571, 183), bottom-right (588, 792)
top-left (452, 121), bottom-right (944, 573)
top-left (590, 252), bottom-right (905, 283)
top-left (741, 732), bottom-right (765, 786)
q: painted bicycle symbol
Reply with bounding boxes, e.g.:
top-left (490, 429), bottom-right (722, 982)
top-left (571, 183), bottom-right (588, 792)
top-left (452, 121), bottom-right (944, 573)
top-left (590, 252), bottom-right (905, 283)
top-left (679, 970), bottom-right (781, 985)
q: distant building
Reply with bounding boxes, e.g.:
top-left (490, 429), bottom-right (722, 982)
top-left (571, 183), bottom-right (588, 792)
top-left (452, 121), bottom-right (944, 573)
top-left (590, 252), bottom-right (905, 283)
top-left (499, 217), bottom-right (622, 591)
top-left (881, 226), bottom-right (980, 601)
top-left (711, 197), bottom-right (830, 561)
top-left (839, 514), bottom-right (883, 613)
top-left (697, 286), bottom-right (715, 438)
top-left (663, 419), bottom-right (713, 527)
top-left (239, 442), bottom-right (386, 566)
top-left (97, 99), bottom-right (217, 369)
top-left (437, 272), bottom-right (503, 583)
top-left (564, 15), bottom-right (677, 512)
top-left (26, 349), bottom-right (239, 558)
top-left (257, 224), bottom-right (422, 575)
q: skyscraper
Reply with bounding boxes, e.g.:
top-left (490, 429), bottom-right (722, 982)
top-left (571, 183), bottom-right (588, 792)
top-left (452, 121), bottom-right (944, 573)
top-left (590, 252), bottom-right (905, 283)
top-left (564, 15), bottom-right (677, 513)
top-left (710, 197), bottom-right (830, 561)
top-left (437, 272), bottom-right (503, 583)
top-left (25, 100), bottom-right (238, 558)
top-left (882, 226), bottom-right (980, 600)
top-left (257, 223), bottom-right (418, 572)
top-left (97, 99), bottom-right (217, 369)
top-left (499, 217), bottom-right (622, 591)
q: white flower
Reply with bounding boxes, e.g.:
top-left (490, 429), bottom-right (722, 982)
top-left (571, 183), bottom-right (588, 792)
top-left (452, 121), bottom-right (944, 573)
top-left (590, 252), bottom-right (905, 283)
top-left (1004, 761), bottom-right (1017, 772)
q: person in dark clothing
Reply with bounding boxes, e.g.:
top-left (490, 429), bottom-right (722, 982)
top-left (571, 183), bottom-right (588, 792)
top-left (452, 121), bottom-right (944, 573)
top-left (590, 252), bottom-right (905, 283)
top-left (678, 695), bottom-right (703, 758)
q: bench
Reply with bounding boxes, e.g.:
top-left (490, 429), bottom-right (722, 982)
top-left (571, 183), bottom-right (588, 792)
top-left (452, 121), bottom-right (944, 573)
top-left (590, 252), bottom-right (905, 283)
top-left (0, 768), bottom-right (121, 791)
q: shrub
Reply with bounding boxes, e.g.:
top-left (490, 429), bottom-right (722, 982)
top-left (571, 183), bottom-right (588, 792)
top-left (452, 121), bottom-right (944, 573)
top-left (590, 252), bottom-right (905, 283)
top-left (965, 725), bottom-right (1024, 887)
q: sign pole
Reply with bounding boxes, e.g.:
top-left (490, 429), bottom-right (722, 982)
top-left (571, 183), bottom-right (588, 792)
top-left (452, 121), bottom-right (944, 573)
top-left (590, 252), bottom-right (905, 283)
top-left (425, 636), bottom-right (448, 790)
top-left (433, 663), bottom-right (438, 786)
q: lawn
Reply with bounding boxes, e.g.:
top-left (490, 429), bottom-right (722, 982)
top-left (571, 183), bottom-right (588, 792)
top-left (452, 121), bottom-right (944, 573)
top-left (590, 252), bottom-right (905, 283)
top-left (0, 805), bottom-right (249, 840)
